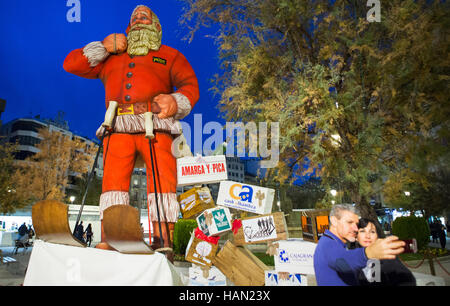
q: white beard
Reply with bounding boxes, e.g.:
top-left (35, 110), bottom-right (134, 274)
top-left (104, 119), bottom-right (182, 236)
top-left (127, 25), bottom-right (162, 56)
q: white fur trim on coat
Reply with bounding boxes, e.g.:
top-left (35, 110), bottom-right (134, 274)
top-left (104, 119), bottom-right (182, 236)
top-left (95, 114), bottom-right (183, 139)
top-left (171, 93), bottom-right (192, 120)
top-left (83, 41), bottom-right (110, 67)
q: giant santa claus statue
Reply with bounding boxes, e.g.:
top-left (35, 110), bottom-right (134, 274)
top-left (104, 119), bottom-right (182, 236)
top-left (63, 4), bottom-right (199, 253)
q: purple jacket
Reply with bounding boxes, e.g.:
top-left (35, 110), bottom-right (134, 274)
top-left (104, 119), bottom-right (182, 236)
top-left (313, 230), bottom-right (368, 286)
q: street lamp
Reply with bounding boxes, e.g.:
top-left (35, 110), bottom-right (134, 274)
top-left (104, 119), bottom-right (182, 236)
top-left (70, 196), bottom-right (76, 204)
top-left (404, 191), bottom-right (410, 197)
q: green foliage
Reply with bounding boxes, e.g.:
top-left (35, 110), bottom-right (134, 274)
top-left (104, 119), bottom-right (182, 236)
top-left (72, 173), bottom-right (103, 206)
top-left (399, 247), bottom-right (447, 261)
top-left (392, 216), bottom-right (430, 250)
top-left (173, 219), bottom-right (198, 255)
top-left (252, 252), bottom-right (275, 267)
top-left (180, 0), bottom-right (449, 219)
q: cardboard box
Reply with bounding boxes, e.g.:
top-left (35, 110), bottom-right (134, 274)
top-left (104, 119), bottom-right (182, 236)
top-left (213, 241), bottom-right (269, 286)
top-left (188, 264), bottom-right (227, 286)
top-left (177, 155), bottom-right (228, 187)
top-left (185, 228), bottom-right (220, 267)
top-left (216, 181), bottom-right (274, 215)
top-left (265, 270), bottom-right (307, 286)
top-left (300, 209), bottom-right (330, 243)
top-left (274, 239), bottom-right (317, 275)
top-left (196, 206), bottom-right (232, 237)
top-left (233, 212), bottom-right (289, 245)
top-left (178, 187), bottom-right (215, 219)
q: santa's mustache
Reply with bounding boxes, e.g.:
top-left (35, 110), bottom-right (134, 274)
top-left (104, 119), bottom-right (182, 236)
top-left (129, 23), bottom-right (156, 33)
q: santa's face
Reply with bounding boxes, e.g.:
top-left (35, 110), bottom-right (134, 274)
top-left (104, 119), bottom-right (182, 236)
top-left (130, 7), bottom-right (152, 29)
top-left (127, 6), bottom-right (162, 56)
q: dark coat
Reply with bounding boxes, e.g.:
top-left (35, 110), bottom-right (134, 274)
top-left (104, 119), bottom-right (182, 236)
top-left (358, 258), bottom-right (416, 286)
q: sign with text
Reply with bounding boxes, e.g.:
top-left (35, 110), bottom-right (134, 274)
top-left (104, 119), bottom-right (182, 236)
top-left (216, 181), bottom-right (274, 215)
top-left (178, 187), bottom-right (215, 219)
top-left (274, 239), bottom-right (317, 275)
top-left (176, 155), bottom-right (228, 187)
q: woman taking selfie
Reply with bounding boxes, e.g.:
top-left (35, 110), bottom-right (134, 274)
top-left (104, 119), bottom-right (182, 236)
top-left (356, 218), bottom-right (416, 286)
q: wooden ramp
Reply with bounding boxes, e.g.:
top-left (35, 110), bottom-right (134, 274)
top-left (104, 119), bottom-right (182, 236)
top-left (103, 205), bottom-right (154, 254)
top-left (32, 200), bottom-right (154, 254)
top-left (32, 200), bottom-right (86, 248)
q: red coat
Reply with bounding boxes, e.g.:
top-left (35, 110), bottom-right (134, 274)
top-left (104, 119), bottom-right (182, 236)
top-left (63, 44), bottom-right (199, 111)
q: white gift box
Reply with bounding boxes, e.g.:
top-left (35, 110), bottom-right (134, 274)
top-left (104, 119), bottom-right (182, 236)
top-left (216, 181), bottom-right (274, 215)
top-left (274, 239), bottom-right (317, 275)
top-left (177, 155), bottom-right (228, 186)
top-left (265, 270), bottom-right (307, 286)
top-left (188, 264), bottom-right (227, 286)
top-left (196, 206), bottom-right (232, 236)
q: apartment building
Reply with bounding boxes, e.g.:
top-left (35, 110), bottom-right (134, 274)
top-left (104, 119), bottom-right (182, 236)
top-left (0, 116), bottom-right (103, 197)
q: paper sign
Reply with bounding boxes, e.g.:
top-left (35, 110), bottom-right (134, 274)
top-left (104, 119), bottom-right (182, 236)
top-left (274, 239), bottom-right (317, 275)
top-left (242, 215), bottom-right (277, 243)
top-left (177, 155), bottom-right (228, 186)
top-left (197, 207), bottom-right (232, 236)
top-left (216, 181), bottom-right (274, 214)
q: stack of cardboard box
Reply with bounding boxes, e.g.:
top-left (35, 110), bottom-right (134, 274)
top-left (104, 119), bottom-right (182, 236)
top-left (176, 155), bottom-right (322, 286)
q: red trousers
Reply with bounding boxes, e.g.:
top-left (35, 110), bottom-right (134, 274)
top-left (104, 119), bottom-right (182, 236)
top-left (102, 132), bottom-right (176, 194)
top-left (100, 132), bottom-right (179, 223)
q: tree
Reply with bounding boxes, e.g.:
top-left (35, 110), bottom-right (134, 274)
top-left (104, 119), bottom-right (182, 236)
top-left (384, 169), bottom-right (450, 220)
top-left (180, 0), bottom-right (449, 222)
top-left (72, 171), bottom-right (103, 206)
top-left (13, 127), bottom-right (95, 203)
top-left (0, 140), bottom-right (27, 214)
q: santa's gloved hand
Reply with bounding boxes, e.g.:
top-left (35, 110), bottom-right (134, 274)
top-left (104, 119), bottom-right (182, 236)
top-left (153, 94), bottom-right (178, 119)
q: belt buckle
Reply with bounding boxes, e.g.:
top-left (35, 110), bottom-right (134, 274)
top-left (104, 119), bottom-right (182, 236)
top-left (117, 104), bottom-right (134, 115)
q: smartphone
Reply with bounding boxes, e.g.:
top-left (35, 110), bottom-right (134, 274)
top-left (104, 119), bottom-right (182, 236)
top-left (402, 238), bottom-right (418, 254)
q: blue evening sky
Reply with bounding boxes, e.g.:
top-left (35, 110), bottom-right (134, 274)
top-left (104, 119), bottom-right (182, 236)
top-left (0, 0), bottom-right (223, 141)
top-left (0, 0), bottom-right (314, 184)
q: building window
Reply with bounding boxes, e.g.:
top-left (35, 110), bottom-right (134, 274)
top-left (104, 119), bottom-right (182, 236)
top-left (10, 135), bottom-right (41, 146)
top-left (11, 121), bottom-right (43, 133)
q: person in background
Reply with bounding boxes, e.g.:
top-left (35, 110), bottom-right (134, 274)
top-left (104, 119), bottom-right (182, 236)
top-left (75, 221), bottom-right (85, 243)
top-left (430, 220), bottom-right (439, 243)
top-left (383, 221), bottom-right (391, 236)
top-left (446, 220), bottom-right (450, 238)
top-left (84, 223), bottom-right (93, 247)
top-left (17, 222), bottom-right (29, 243)
top-left (313, 204), bottom-right (405, 286)
top-left (437, 220), bottom-right (447, 249)
top-left (355, 218), bottom-right (416, 286)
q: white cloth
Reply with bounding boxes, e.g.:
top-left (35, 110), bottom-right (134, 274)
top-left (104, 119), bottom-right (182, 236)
top-left (24, 240), bottom-right (187, 286)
